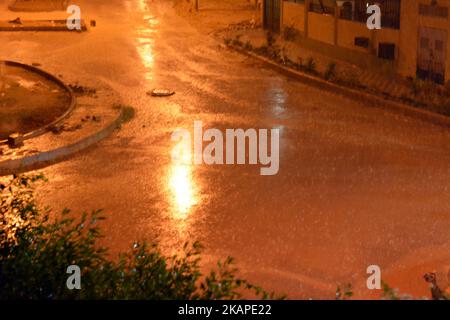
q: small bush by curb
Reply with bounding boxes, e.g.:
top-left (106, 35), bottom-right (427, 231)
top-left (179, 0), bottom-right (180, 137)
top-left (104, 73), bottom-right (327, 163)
top-left (225, 40), bottom-right (450, 126)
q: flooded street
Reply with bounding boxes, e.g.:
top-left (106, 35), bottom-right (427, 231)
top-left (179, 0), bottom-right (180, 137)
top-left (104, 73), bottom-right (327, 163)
top-left (2, 0), bottom-right (450, 298)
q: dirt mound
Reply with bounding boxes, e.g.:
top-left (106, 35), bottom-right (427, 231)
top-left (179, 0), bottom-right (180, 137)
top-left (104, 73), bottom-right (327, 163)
top-left (0, 64), bottom-right (71, 139)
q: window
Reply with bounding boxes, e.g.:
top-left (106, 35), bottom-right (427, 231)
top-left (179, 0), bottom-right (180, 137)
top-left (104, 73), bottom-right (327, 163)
top-left (309, 0), bottom-right (335, 14)
top-left (419, 4), bottom-right (448, 19)
top-left (341, 1), bottom-right (354, 20)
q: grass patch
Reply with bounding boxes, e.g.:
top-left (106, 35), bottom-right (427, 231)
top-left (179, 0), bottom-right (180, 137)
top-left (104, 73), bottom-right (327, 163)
top-left (113, 104), bottom-right (135, 124)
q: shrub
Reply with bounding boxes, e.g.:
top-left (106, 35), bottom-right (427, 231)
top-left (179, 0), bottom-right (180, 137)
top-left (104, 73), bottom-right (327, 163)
top-left (304, 57), bottom-right (317, 74)
top-left (223, 38), bottom-right (232, 46)
top-left (254, 45), bottom-right (269, 56)
top-left (411, 78), bottom-right (425, 96)
top-left (113, 105), bottom-right (135, 123)
top-left (339, 71), bottom-right (362, 88)
top-left (335, 283), bottom-right (353, 300)
top-left (324, 62), bottom-right (337, 81)
top-left (282, 25), bottom-right (298, 42)
top-left (244, 41), bottom-right (253, 51)
top-left (0, 175), bottom-right (276, 300)
top-left (265, 45), bottom-right (282, 61)
top-left (411, 78), bottom-right (436, 97)
top-left (231, 35), bottom-right (244, 47)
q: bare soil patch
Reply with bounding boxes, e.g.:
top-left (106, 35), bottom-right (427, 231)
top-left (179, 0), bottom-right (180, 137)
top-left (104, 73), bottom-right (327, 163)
top-left (0, 63), bottom-right (71, 139)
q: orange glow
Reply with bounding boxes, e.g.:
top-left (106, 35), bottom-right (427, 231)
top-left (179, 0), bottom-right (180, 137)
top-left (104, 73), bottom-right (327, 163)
top-left (169, 163), bottom-right (197, 219)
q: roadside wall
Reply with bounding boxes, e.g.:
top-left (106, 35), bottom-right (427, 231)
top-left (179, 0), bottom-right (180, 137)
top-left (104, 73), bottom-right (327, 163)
top-left (280, 0), bottom-right (450, 82)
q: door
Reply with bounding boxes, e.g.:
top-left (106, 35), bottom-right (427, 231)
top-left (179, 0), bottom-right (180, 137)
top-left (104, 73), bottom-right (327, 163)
top-left (264, 0), bottom-right (281, 33)
top-left (417, 27), bottom-right (447, 84)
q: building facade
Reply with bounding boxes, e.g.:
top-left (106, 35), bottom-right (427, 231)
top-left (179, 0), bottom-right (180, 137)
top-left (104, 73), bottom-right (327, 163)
top-left (263, 0), bottom-right (450, 84)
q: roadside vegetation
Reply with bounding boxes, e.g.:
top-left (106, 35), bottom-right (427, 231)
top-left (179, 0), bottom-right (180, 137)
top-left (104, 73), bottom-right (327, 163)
top-left (224, 31), bottom-right (450, 117)
top-left (0, 175), bottom-right (276, 300)
top-left (224, 32), bottom-right (366, 90)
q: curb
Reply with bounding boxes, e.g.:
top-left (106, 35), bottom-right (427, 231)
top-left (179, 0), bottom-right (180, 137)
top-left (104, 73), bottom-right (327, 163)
top-left (0, 107), bottom-right (127, 176)
top-left (230, 45), bottom-right (450, 129)
top-left (0, 20), bottom-right (87, 32)
top-left (0, 60), bottom-right (77, 145)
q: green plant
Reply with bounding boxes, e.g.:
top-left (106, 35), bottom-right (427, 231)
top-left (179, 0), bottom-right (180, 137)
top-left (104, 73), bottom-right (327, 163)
top-left (0, 175), bottom-right (277, 300)
top-left (282, 25), bottom-right (298, 42)
top-left (231, 36), bottom-right (244, 47)
top-left (339, 71), bottom-right (362, 88)
top-left (264, 45), bottom-right (282, 61)
top-left (335, 283), bottom-right (353, 300)
top-left (252, 44), bottom-right (267, 55)
top-left (381, 283), bottom-right (402, 300)
top-left (411, 78), bottom-right (425, 96)
top-left (411, 78), bottom-right (436, 97)
top-left (304, 57), bottom-right (317, 74)
top-left (244, 41), bottom-right (253, 51)
top-left (324, 62), bottom-right (337, 81)
top-left (120, 105), bottom-right (135, 123)
top-left (279, 46), bottom-right (289, 64)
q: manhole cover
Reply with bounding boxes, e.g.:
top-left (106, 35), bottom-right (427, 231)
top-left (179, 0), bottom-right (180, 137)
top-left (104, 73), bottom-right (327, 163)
top-left (148, 88), bottom-right (175, 97)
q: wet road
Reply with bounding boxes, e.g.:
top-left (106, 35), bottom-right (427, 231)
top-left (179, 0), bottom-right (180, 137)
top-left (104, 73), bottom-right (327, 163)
top-left (2, 0), bottom-right (450, 298)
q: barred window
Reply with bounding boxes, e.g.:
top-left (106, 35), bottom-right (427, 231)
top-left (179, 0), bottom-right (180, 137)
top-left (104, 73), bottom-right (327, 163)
top-left (309, 0), bottom-right (335, 15)
top-left (419, 4), bottom-right (448, 19)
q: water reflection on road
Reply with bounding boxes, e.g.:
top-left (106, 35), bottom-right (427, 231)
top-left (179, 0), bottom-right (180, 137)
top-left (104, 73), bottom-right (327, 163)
top-left (169, 163), bottom-right (198, 220)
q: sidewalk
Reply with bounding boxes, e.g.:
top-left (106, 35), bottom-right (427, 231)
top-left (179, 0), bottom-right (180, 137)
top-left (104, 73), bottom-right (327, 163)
top-left (222, 27), bottom-right (412, 98)
top-left (176, 0), bottom-right (450, 117)
top-left (8, 0), bottom-right (67, 12)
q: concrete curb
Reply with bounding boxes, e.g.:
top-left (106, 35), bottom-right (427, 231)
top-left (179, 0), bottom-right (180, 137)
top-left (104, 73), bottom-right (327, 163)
top-left (230, 45), bottom-right (450, 129)
top-left (0, 20), bottom-right (87, 32)
top-left (0, 60), bottom-right (77, 145)
top-left (0, 107), bottom-right (127, 176)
